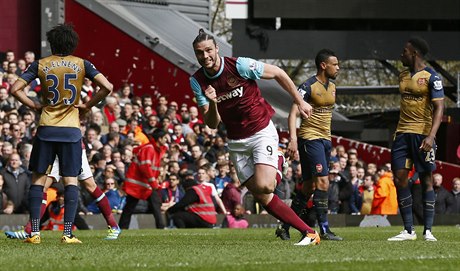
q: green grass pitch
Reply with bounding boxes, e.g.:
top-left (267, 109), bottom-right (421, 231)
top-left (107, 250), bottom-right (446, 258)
top-left (1, 226), bottom-right (459, 271)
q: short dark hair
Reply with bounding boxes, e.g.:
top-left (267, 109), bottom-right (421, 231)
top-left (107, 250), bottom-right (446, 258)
top-left (315, 49), bottom-right (336, 70)
top-left (408, 37), bottom-right (429, 57)
top-left (151, 128), bottom-right (166, 141)
top-left (46, 23), bottom-right (79, 55)
top-left (192, 28), bottom-right (217, 47)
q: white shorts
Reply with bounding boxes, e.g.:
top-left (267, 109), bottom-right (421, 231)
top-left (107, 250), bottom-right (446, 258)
top-left (227, 120), bottom-right (278, 184)
top-left (48, 149), bottom-right (93, 182)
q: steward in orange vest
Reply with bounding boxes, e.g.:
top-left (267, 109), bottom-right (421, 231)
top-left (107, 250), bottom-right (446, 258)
top-left (166, 175), bottom-right (217, 228)
top-left (44, 193), bottom-right (77, 231)
top-left (119, 129), bottom-right (168, 229)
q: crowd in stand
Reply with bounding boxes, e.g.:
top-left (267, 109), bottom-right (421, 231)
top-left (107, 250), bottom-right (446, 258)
top-left (1, 50), bottom-right (459, 229)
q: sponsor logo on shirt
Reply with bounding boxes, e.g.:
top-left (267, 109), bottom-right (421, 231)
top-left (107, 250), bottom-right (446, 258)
top-left (313, 106), bottom-right (333, 113)
top-left (216, 86), bottom-right (244, 103)
top-left (402, 93), bottom-right (423, 102)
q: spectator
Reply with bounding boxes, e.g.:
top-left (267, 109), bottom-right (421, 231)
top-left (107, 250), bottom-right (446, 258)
top-left (276, 165), bottom-right (293, 202)
top-left (164, 174), bottom-right (217, 228)
top-left (81, 77), bottom-right (94, 103)
top-left (1, 141), bottom-right (14, 166)
top-left (451, 177), bottom-right (460, 214)
top-left (371, 165), bottom-right (398, 215)
top-left (182, 144), bottom-right (204, 172)
top-left (143, 114), bottom-right (159, 135)
top-left (5, 50), bottom-right (15, 63)
top-left (21, 111), bottom-right (36, 139)
top-left (328, 168), bottom-right (341, 214)
top-left (17, 59), bottom-right (27, 75)
top-left (0, 175), bottom-right (4, 212)
top-left (433, 173), bottom-right (455, 214)
top-left (118, 83), bottom-right (133, 107)
top-left (196, 166), bottom-right (226, 214)
top-left (188, 106), bottom-right (203, 129)
top-left (0, 86), bottom-right (15, 111)
top-left (366, 163), bottom-right (377, 176)
top-left (119, 129), bottom-right (168, 229)
top-left (161, 173), bottom-right (185, 205)
top-left (121, 103), bottom-right (134, 120)
top-left (24, 51), bottom-right (35, 66)
top-left (205, 135), bottom-right (227, 164)
top-left (214, 161), bottom-right (231, 196)
top-left (171, 123), bottom-right (185, 144)
top-left (221, 176), bottom-right (242, 213)
top-left (1, 153), bottom-right (31, 213)
top-left (336, 145), bottom-right (346, 158)
top-left (338, 170), bottom-right (354, 214)
top-left (103, 96), bottom-right (118, 125)
top-left (100, 120), bottom-right (127, 145)
top-left (359, 174), bottom-right (376, 215)
top-left (1, 122), bottom-right (12, 141)
top-left (87, 177), bottom-right (125, 214)
top-left (122, 118), bottom-right (149, 145)
top-left (222, 204), bottom-right (249, 229)
top-left (43, 191), bottom-right (77, 231)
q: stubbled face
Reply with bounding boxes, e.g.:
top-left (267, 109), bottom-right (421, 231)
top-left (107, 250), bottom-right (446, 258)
top-left (324, 56), bottom-right (339, 80)
top-left (193, 39), bottom-right (220, 74)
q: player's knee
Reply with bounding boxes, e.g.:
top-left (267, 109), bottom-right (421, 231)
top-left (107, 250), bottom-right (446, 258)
top-left (254, 183), bottom-right (275, 194)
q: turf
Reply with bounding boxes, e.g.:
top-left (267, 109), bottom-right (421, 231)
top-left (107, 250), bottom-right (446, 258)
top-left (1, 226), bottom-right (459, 271)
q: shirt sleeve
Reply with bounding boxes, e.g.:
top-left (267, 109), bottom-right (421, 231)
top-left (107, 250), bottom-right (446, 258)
top-left (84, 60), bottom-right (101, 81)
top-left (167, 189), bottom-right (199, 213)
top-left (19, 61), bottom-right (39, 85)
top-left (210, 184), bottom-right (218, 197)
top-left (428, 72), bottom-right (444, 100)
top-left (190, 76), bottom-right (209, 107)
top-left (235, 57), bottom-right (264, 80)
top-left (298, 82), bottom-right (312, 102)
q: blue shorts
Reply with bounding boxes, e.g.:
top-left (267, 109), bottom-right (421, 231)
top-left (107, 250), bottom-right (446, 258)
top-left (391, 133), bottom-right (436, 173)
top-left (29, 137), bottom-right (82, 177)
top-left (298, 138), bottom-right (331, 181)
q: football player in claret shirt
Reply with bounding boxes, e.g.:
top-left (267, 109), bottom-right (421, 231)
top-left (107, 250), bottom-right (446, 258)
top-left (11, 23), bottom-right (112, 244)
top-left (388, 37), bottom-right (444, 242)
top-left (190, 29), bottom-right (320, 246)
top-left (276, 49), bottom-right (343, 242)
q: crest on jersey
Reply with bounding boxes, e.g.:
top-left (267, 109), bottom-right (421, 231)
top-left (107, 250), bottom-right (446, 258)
top-left (417, 78), bottom-right (427, 85)
top-left (316, 164), bottom-right (323, 173)
top-left (227, 74), bottom-right (239, 88)
top-left (248, 60), bottom-right (260, 71)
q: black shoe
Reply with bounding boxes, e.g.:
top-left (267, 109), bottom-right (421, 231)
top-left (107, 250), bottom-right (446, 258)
top-left (299, 208), bottom-right (316, 228)
top-left (320, 231), bottom-right (343, 241)
top-left (275, 225), bottom-right (290, 240)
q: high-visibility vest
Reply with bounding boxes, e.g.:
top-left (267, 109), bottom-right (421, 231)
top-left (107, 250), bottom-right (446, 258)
top-left (44, 204), bottom-right (76, 231)
top-left (123, 139), bottom-right (167, 200)
top-left (186, 184), bottom-right (217, 224)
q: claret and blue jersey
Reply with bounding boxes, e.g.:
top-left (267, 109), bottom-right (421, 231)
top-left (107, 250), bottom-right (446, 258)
top-left (190, 57), bottom-right (274, 140)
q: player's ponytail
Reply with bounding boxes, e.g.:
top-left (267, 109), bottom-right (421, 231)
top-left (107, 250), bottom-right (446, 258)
top-left (192, 28), bottom-right (216, 47)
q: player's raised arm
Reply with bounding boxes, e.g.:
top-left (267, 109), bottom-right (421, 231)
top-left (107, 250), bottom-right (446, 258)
top-left (262, 63), bottom-right (312, 119)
